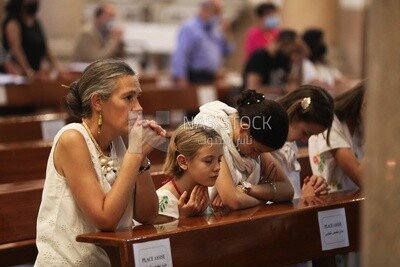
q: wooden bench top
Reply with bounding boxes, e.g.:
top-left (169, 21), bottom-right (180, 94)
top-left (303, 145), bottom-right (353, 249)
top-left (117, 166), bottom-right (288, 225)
top-left (0, 112), bottom-right (73, 143)
top-left (0, 81), bottom-right (69, 108)
top-left (77, 190), bottom-right (362, 267)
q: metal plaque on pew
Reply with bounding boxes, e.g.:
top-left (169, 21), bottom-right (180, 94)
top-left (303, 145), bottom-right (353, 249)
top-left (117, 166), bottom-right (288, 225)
top-left (133, 238), bottom-right (173, 267)
top-left (318, 207), bottom-right (350, 251)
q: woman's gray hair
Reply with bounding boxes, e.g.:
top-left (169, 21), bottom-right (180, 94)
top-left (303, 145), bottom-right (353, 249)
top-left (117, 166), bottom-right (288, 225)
top-left (66, 58), bottom-right (136, 118)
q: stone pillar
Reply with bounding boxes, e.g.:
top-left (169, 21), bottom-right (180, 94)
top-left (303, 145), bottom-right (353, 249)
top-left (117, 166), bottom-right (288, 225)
top-left (363, 0), bottom-right (400, 266)
top-left (338, 0), bottom-right (366, 78)
top-left (281, 0), bottom-right (339, 45)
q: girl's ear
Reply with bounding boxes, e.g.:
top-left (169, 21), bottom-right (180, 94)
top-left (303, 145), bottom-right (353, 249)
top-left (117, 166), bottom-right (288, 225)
top-left (239, 122), bottom-right (250, 134)
top-left (91, 93), bottom-right (103, 112)
top-left (177, 154), bottom-right (188, 170)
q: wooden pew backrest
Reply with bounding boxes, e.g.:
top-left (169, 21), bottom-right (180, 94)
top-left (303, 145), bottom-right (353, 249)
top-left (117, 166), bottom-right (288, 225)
top-left (0, 82), bottom-right (69, 109)
top-left (0, 140), bottom-right (52, 184)
top-left (0, 112), bottom-right (71, 143)
top-left (0, 179), bottom-right (44, 266)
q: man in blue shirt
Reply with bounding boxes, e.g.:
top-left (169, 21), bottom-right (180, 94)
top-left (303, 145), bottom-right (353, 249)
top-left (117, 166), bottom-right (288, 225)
top-left (170, 0), bottom-right (234, 89)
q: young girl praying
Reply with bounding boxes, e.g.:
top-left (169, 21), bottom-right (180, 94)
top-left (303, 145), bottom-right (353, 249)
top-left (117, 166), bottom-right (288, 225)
top-left (155, 123), bottom-right (224, 223)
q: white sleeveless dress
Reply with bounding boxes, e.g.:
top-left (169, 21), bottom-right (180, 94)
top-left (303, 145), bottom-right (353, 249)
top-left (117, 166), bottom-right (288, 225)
top-left (34, 123), bottom-right (132, 267)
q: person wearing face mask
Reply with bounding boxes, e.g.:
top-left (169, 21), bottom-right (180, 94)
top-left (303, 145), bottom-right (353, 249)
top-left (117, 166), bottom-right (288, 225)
top-left (170, 0), bottom-right (234, 90)
top-left (244, 2), bottom-right (281, 61)
top-left (1, 0), bottom-right (65, 80)
top-left (71, 2), bottom-right (126, 63)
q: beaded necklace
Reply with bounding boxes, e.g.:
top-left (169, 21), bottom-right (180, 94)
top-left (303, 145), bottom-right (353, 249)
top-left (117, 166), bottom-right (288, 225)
top-left (82, 122), bottom-right (119, 185)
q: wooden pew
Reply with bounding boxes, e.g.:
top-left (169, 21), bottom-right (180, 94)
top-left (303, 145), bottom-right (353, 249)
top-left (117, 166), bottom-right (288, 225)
top-left (140, 83), bottom-right (235, 113)
top-left (0, 140), bottom-right (52, 184)
top-left (77, 190), bottom-right (363, 267)
top-left (0, 141), bottom-right (311, 266)
top-left (1, 76), bottom-right (235, 123)
top-left (0, 112), bottom-right (73, 143)
top-left (0, 179), bottom-right (44, 266)
top-left (0, 81), bottom-right (69, 111)
top-left (0, 146), bottom-right (165, 266)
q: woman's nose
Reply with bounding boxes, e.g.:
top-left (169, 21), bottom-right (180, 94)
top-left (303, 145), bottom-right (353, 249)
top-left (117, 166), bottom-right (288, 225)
top-left (133, 100), bottom-right (143, 111)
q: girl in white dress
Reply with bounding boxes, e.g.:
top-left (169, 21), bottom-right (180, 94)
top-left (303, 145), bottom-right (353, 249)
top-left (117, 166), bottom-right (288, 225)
top-left (194, 89), bottom-right (295, 210)
top-left (308, 82), bottom-right (365, 192)
top-left (155, 123), bottom-right (224, 223)
top-left (272, 85), bottom-right (334, 198)
top-left (34, 59), bottom-right (166, 266)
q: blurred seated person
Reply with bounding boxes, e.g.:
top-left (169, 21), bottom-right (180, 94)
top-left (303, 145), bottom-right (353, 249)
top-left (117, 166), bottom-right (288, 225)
top-left (302, 28), bottom-right (354, 95)
top-left (244, 2), bottom-right (280, 61)
top-left (1, 0), bottom-right (65, 80)
top-left (286, 36), bottom-right (318, 92)
top-left (170, 0), bottom-right (234, 89)
top-left (243, 29), bottom-right (316, 95)
top-left (71, 2), bottom-right (126, 63)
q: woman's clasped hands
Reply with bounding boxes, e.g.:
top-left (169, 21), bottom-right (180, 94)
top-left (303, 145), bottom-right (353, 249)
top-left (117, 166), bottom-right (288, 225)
top-left (128, 111), bottom-right (167, 154)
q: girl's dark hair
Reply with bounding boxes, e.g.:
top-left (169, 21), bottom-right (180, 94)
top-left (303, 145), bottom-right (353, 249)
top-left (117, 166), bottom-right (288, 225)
top-left (302, 28), bottom-right (326, 63)
top-left (334, 82), bottom-right (365, 125)
top-left (255, 3), bottom-right (277, 17)
top-left (4, 0), bottom-right (24, 18)
top-left (277, 85), bottom-right (334, 144)
top-left (237, 89), bottom-right (289, 150)
top-left (66, 58), bottom-right (135, 119)
top-left (277, 85), bottom-right (334, 128)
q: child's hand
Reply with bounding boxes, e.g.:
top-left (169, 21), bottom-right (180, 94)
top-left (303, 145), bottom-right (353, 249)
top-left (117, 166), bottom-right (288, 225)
top-left (178, 185), bottom-right (209, 218)
top-left (302, 175), bottom-right (330, 197)
top-left (211, 193), bottom-right (223, 208)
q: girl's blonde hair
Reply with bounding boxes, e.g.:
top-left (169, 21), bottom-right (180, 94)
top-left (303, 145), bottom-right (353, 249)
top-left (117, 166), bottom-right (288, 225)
top-left (163, 122), bottom-right (222, 178)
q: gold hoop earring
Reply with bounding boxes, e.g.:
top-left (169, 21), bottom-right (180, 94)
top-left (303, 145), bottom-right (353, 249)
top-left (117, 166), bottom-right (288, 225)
top-left (97, 112), bottom-right (103, 134)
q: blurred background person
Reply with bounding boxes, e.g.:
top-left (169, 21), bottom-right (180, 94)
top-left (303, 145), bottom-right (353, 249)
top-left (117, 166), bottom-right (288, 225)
top-left (243, 30), bottom-right (295, 93)
top-left (243, 29), bottom-right (316, 96)
top-left (170, 0), bottom-right (234, 89)
top-left (1, 0), bottom-right (65, 80)
top-left (285, 35), bottom-right (317, 92)
top-left (302, 28), bottom-right (354, 95)
top-left (244, 2), bottom-right (280, 61)
top-left (71, 2), bottom-right (126, 63)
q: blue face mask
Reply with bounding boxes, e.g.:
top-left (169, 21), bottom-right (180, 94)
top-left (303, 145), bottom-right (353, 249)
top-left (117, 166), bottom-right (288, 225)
top-left (264, 15), bottom-right (280, 29)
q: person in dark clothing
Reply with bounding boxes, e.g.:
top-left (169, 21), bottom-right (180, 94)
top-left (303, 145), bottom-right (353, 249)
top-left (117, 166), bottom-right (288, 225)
top-left (1, 0), bottom-right (64, 79)
top-left (243, 30), bottom-right (309, 94)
